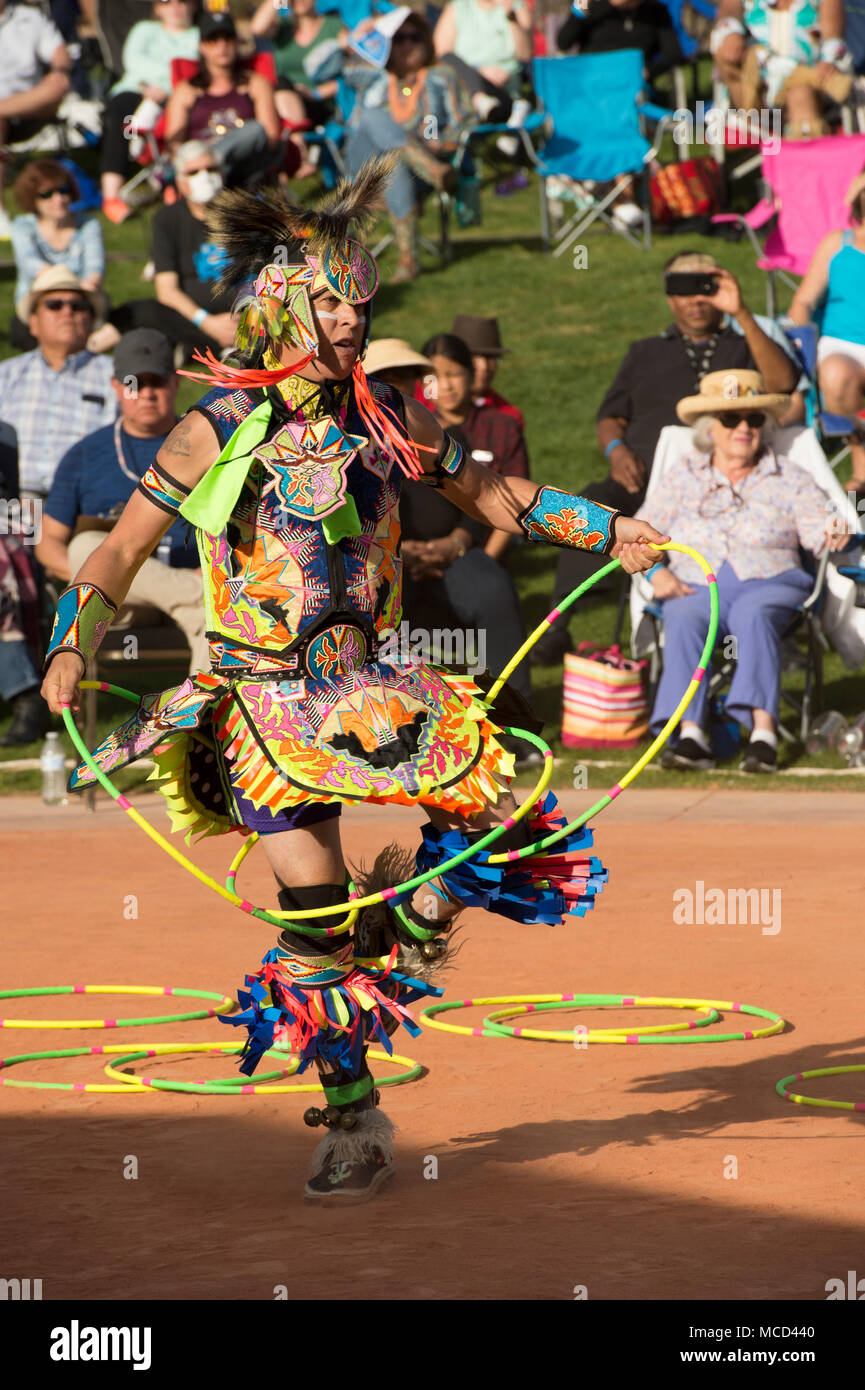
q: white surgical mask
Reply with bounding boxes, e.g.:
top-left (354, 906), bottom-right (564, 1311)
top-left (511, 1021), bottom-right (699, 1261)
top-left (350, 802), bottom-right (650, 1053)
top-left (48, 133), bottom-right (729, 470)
top-left (186, 169), bottom-right (223, 205)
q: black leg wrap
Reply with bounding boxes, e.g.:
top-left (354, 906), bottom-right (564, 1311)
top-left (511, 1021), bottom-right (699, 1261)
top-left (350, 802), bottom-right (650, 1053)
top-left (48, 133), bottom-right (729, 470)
top-left (276, 882), bottom-right (350, 956)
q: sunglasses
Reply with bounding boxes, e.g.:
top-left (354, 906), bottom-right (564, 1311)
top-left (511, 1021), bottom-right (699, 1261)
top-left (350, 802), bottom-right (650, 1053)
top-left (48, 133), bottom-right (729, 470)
top-left (717, 411), bottom-right (765, 429)
top-left (393, 31), bottom-right (425, 43)
top-left (37, 186), bottom-right (72, 200)
top-left (40, 297), bottom-right (90, 313)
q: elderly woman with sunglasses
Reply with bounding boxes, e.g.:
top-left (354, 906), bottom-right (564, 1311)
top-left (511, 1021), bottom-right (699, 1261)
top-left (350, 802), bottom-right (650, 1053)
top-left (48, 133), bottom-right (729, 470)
top-left (9, 159), bottom-right (105, 351)
top-left (642, 370), bottom-right (847, 773)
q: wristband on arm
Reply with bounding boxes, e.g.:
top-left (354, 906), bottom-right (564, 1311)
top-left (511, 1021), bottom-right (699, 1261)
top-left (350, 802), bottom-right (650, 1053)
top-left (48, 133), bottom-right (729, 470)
top-left (44, 583), bottom-right (118, 674)
top-left (193, 308), bottom-right (208, 327)
top-left (422, 434), bottom-right (466, 489)
top-left (516, 485), bottom-right (620, 554)
top-left (604, 436), bottom-right (625, 459)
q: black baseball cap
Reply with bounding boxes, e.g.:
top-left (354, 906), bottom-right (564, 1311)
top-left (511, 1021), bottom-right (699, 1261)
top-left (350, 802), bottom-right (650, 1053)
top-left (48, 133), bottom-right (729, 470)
top-left (199, 11), bottom-right (237, 41)
top-left (113, 329), bottom-right (174, 382)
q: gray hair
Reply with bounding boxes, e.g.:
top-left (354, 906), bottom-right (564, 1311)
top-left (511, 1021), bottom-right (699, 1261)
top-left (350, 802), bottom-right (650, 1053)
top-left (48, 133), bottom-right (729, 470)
top-left (692, 412), bottom-right (776, 454)
top-left (174, 140), bottom-right (223, 178)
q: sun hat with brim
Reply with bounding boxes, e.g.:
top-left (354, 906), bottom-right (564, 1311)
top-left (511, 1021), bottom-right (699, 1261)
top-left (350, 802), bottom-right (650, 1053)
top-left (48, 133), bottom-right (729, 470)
top-left (363, 338), bottom-right (433, 375)
top-left (676, 369), bottom-right (789, 426)
top-left (20, 264), bottom-right (104, 324)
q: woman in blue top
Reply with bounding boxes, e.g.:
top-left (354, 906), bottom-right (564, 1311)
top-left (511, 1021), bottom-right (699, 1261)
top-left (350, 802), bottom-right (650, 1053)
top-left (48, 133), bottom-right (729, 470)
top-left (10, 158), bottom-right (104, 352)
top-left (789, 171), bottom-right (865, 500)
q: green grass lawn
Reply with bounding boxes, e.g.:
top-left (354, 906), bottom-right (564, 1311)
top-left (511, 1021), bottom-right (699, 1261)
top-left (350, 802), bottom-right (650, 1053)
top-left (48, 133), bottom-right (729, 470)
top-left (2, 147), bottom-right (864, 794)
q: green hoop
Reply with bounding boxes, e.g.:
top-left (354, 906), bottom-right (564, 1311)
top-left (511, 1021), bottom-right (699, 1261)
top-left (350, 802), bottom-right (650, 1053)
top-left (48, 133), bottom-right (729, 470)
top-left (102, 1043), bottom-right (423, 1094)
top-left (776, 1066), bottom-right (865, 1111)
top-left (421, 993), bottom-right (787, 1043)
top-left (0, 984), bottom-right (237, 1030)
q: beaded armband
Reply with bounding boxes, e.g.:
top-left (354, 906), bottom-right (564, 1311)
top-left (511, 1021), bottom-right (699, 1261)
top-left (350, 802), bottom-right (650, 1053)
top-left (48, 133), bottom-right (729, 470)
top-left (422, 434), bottom-right (466, 489)
top-left (516, 485), bottom-right (620, 554)
top-left (137, 460), bottom-right (191, 516)
top-left (44, 583), bottom-right (118, 673)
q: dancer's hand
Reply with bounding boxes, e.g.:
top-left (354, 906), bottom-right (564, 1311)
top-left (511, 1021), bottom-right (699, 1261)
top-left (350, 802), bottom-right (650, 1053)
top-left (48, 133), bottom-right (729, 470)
top-left (610, 517), bottom-right (669, 573)
top-left (41, 651), bottom-right (85, 715)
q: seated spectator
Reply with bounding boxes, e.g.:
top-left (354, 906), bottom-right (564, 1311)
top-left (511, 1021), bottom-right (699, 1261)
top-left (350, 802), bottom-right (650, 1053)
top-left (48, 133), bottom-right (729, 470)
top-left (0, 266), bottom-right (115, 500)
top-left (0, 0), bottom-right (71, 239)
top-left (556, 0), bottom-right (683, 229)
top-left (342, 11), bottom-right (471, 282)
top-left (163, 8), bottom-right (282, 188)
top-left (250, 0), bottom-right (344, 176)
top-left (36, 328), bottom-right (207, 674)
top-left (434, 0), bottom-right (532, 121)
top-left (99, 0), bottom-right (200, 224)
top-left (644, 371), bottom-right (847, 773)
top-left (91, 141), bottom-right (237, 361)
top-left (450, 312), bottom-right (525, 427)
top-left (365, 335), bottom-right (536, 752)
top-left (421, 331), bottom-right (530, 561)
top-left (533, 251), bottom-right (803, 663)
top-left (9, 158), bottom-right (105, 351)
top-left (0, 523), bottom-right (49, 746)
top-left (712, 0), bottom-right (852, 139)
top-left (788, 168), bottom-right (865, 504)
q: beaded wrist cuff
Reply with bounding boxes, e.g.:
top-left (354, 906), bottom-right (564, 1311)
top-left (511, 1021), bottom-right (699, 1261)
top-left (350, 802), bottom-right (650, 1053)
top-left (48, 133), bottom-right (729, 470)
top-left (44, 582), bottom-right (118, 673)
top-left (517, 485), bottom-right (619, 554)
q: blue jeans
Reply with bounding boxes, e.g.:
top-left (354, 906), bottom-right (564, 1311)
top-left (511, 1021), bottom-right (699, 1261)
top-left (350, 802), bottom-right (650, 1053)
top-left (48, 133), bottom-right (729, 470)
top-left (650, 560), bottom-right (813, 735)
top-left (345, 108), bottom-right (422, 219)
top-left (0, 638), bottom-right (40, 702)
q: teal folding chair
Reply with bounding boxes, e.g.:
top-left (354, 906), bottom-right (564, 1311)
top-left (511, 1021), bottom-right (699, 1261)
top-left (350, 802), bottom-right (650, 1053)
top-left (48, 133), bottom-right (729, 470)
top-left (531, 51), bottom-right (676, 254)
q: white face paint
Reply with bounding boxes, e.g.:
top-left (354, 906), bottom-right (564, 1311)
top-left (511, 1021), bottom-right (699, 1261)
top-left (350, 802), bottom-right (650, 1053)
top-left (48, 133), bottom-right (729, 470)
top-left (316, 310), bottom-right (367, 328)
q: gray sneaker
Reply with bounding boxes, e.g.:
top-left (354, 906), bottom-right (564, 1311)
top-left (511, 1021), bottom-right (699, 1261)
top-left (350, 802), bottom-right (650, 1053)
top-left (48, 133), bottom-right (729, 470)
top-left (303, 1109), bottom-right (395, 1204)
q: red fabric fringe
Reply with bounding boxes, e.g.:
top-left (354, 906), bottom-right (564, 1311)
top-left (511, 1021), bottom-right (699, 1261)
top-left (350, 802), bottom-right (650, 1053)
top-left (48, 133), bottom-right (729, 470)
top-left (177, 346), bottom-right (317, 389)
top-left (352, 362), bottom-right (432, 480)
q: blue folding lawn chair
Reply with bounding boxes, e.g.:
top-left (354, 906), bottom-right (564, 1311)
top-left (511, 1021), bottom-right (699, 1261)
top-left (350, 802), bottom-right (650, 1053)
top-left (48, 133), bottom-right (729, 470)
top-left (531, 51), bottom-right (676, 253)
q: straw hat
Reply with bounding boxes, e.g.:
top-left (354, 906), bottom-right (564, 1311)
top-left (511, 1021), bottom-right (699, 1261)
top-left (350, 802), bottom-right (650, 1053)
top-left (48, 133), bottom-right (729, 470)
top-left (21, 264), bottom-right (105, 325)
top-left (676, 369), bottom-right (789, 425)
top-left (363, 338), bottom-right (433, 376)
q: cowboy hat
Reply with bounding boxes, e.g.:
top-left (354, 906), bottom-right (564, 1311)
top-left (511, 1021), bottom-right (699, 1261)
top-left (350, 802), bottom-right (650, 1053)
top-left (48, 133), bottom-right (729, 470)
top-left (449, 315), bottom-right (510, 357)
top-left (676, 369), bottom-right (789, 425)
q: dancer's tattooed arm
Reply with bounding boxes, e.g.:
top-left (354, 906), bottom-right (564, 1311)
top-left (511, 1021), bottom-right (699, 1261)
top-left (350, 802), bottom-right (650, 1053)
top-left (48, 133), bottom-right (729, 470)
top-left (402, 397), bottom-right (668, 571)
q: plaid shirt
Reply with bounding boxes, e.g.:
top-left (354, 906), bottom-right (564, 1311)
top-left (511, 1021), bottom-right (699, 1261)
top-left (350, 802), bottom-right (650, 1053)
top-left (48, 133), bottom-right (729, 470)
top-left (0, 349), bottom-right (116, 496)
top-left (460, 402), bottom-right (531, 479)
top-left (643, 450), bottom-right (832, 585)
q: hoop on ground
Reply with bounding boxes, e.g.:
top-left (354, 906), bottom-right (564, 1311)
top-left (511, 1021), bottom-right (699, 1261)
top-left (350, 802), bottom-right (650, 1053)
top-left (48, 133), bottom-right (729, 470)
top-left (0, 1043), bottom-right (421, 1093)
top-left (0, 985), bottom-right (237, 1029)
top-left (103, 1043), bottom-right (423, 1094)
top-left (776, 1066), bottom-right (865, 1112)
top-left (483, 995), bottom-right (721, 1041)
top-left (421, 993), bottom-right (786, 1043)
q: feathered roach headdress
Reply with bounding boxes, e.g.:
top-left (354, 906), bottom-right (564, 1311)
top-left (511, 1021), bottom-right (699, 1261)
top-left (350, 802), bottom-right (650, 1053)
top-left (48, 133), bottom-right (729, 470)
top-left (179, 154), bottom-right (425, 477)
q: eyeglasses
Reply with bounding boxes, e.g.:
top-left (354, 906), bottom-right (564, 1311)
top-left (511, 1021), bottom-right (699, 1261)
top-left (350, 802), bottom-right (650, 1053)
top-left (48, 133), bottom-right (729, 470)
top-left (392, 31), bottom-right (425, 43)
top-left (698, 482), bottom-right (746, 521)
top-left (716, 411), bottom-right (765, 429)
top-left (36, 186), bottom-right (72, 200)
top-left (40, 297), bottom-right (90, 313)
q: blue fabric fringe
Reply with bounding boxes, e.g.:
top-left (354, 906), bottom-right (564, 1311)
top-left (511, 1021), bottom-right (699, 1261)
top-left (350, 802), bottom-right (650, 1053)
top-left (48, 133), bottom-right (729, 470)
top-left (416, 791), bottom-right (608, 927)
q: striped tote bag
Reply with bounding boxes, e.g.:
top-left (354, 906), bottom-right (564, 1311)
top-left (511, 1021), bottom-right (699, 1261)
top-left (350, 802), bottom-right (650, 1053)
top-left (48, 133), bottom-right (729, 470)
top-left (561, 643), bottom-right (649, 750)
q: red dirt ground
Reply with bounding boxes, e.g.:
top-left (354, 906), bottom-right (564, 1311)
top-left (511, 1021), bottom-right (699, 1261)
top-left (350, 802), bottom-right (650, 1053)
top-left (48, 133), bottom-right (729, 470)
top-left (1, 786), bottom-right (863, 1301)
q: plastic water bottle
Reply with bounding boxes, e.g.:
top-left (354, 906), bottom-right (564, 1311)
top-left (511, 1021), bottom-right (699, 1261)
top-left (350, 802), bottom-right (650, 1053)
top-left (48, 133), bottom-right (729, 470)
top-left (40, 732), bottom-right (67, 805)
top-left (838, 712), bottom-right (865, 759)
top-left (805, 710), bottom-right (848, 755)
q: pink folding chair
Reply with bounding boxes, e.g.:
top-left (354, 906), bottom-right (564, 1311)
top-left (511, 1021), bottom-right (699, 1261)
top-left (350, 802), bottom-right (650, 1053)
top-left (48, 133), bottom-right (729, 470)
top-left (714, 134), bottom-right (865, 315)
